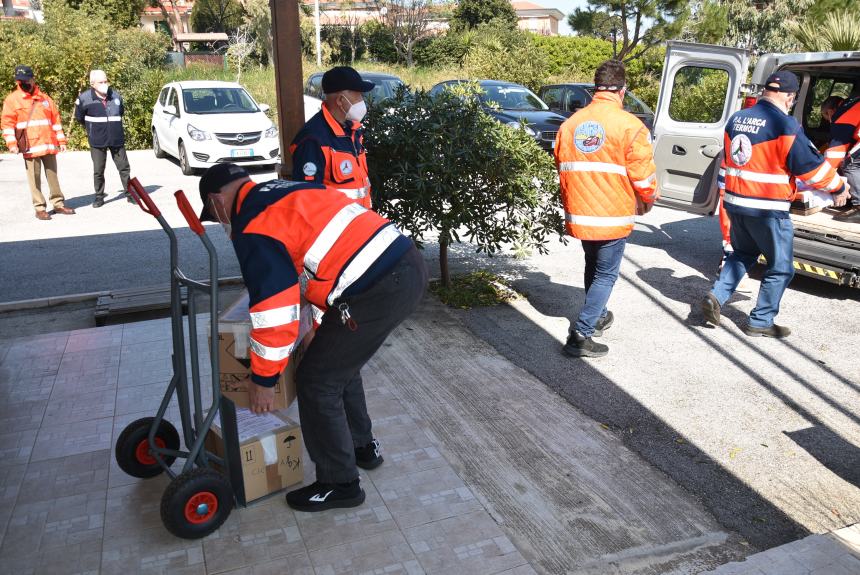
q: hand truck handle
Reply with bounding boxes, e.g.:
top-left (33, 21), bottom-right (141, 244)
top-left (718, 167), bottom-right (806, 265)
top-left (127, 177), bottom-right (161, 217)
top-left (175, 190), bottom-right (205, 236)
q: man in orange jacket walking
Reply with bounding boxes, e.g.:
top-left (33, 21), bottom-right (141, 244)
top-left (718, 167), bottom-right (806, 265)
top-left (1, 65), bottom-right (75, 220)
top-left (554, 60), bottom-right (658, 358)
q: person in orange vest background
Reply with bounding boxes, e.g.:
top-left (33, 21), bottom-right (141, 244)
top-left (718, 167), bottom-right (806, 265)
top-left (702, 71), bottom-right (850, 338)
top-left (290, 66), bottom-right (373, 209)
top-left (554, 59), bottom-right (658, 358)
top-left (823, 87), bottom-right (860, 223)
top-left (197, 163), bottom-right (427, 512)
top-left (1, 65), bottom-right (75, 220)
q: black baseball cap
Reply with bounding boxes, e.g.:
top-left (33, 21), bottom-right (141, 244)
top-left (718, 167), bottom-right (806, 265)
top-left (14, 65), bottom-right (34, 81)
top-left (321, 66), bottom-right (374, 94)
top-left (198, 163), bottom-right (250, 222)
top-left (763, 71), bottom-right (799, 93)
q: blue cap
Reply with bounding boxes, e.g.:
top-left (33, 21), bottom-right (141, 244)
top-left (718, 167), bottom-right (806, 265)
top-left (764, 71), bottom-right (799, 93)
top-left (322, 66), bottom-right (374, 94)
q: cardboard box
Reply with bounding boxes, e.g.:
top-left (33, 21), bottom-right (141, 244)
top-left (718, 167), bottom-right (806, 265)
top-left (215, 291), bottom-right (312, 410)
top-left (205, 407), bottom-right (303, 503)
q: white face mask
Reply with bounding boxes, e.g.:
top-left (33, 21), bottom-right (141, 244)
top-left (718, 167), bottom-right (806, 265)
top-left (94, 82), bottom-right (109, 95)
top-left (341, 95), bottom-right (367, 123)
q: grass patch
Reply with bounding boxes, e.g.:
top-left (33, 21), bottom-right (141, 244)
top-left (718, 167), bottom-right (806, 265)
top-left (430, 270), bottom-right (521, 310)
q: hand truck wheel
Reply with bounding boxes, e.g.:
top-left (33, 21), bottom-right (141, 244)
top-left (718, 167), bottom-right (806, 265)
top-left (160, 468), bottom-right (234, 539)
top-left (115, 417), bottom-right (180, 478)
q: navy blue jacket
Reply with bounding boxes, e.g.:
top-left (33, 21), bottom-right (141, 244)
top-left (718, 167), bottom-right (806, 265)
top-left (74, 87), bottom-right (125, 148)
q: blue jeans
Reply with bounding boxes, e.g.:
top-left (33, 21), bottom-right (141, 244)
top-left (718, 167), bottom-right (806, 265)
top-left (711, 213), bottom-right (794, 328)
top-left (574, 238), bottom-right (626, 337)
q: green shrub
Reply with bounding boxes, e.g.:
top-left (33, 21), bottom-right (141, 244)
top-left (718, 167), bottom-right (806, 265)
top-left (365, 85), bottom-right (564, 286)
top-left (363, 20), bottom-right (399, 64)
top-left (464, 25), bottom-right (549, 91)
top-left (413, 32), bottom-right (470, 67)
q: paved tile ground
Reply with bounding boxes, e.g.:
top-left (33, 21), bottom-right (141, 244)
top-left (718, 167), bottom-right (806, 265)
top-left (0, 316), bottom-right (534, 575)
top-left (1, 310), bottom-right (857, 574)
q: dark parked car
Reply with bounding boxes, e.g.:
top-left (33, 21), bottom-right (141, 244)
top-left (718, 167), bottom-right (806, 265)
top-left (305, 71), bottom-right (405, 103)
top-left (538, 83), bottom-right (654, 130)
top-left (429, 80), bottom-right (567, 152)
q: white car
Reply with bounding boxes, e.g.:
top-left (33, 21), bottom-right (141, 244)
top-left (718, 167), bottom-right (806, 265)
top-left (152, 81), bottom-right (318, 175)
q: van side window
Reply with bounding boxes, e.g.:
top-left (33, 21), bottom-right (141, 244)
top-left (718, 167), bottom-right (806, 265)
top-left (158, 87), bottom-right (170, 106)
top-left (668, 66), bottom-right (729, 124)
top-left (807, 78), bottom-right (853, 129)
top-left (309, 75), bottom-right (322, 98)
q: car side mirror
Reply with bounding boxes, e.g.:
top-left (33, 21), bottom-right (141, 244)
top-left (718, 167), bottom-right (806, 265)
top-left (164, 104), bottom-right (177, 116)
top-left (259, 103), bottom-right (270, 114)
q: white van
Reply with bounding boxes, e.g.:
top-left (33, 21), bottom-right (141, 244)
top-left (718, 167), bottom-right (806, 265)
top-left (652, 41), bottom-right (860, 287)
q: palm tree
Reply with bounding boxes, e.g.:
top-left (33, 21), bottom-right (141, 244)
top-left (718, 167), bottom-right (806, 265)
top-left (791, 10), bottom-right (860, 51)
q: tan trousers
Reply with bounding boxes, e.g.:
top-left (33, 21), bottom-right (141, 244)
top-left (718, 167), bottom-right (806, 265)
top-left (25, 154), bottom-right (65, 212)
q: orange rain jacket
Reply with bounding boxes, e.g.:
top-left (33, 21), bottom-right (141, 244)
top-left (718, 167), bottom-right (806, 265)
top-left (554, 91), bottom-right (658, 241)
top-left (289, 103), bottom-right (372, 209)
top-left (1, 85), bottom-right (66, 158)
top-left (230, 179), bottom-right (411, 387)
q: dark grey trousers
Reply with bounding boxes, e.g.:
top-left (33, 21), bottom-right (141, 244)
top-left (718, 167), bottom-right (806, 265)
top-left (296, 245), bottom-right (428, 483)
top-left (91, 146), bottom-right (130, 198)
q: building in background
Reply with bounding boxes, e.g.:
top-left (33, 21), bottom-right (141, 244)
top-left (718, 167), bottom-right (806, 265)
top-left (1, 0), bottom-right (43, 22)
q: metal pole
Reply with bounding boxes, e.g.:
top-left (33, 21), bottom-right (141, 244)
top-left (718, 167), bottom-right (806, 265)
top-left (270, 0), bottom-right (305, 178)
top-left (315, 0), bottom-right (322, 67)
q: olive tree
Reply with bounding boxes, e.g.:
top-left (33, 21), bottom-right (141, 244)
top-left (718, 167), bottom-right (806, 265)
top-left (364, 85), bottom-right (565, 287)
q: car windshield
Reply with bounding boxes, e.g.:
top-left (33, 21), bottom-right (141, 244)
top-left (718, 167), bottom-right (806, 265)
top-left (366, 78), bottom-right (404, 102)
top-left (481, 85), bottom-right (548, 111)
top-left (181, 87), bottom-right (258, 114)
top-left (583, 87), bottom-right (652, 115)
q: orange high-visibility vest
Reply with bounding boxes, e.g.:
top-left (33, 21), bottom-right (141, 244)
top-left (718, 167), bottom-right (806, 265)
top-left (554, 91), bottom-right (657, 241)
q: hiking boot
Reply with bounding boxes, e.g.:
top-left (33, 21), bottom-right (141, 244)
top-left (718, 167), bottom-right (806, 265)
top-left (701, 293), bottom-right (721, 326)
top-left (355, 438), bottom-right (383, 470)
top-left (742, 323), bottom-right (791, 338)
top-left (286, 479), bottom-right (365, 512)
top-left (593, 311), bottom-right (614, 337)
top-left (563, 331), bottom-right (608, 358)
top-left (834, 206), bottom-right (860, 223)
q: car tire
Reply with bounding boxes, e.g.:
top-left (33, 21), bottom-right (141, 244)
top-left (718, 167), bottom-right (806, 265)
top-left (178, 141), bottom-right (196, 176)
top-left (152, 128), bottom-right (167, 159)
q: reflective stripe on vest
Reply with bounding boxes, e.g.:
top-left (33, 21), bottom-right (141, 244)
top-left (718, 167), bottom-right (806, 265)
top-left (825, 150), bottom-right (846, 159)
top-left (84, 116), bottom-right (122, 123)
top-left (25, 143), bottom-right (57, 154)
top-left (723, 193), bottom-right (789, 211)
top-left (632, 173), bottom-right (656, 190)
top-left (327, 225), bottom-right (401, 305)
top-left (337, 186), bottom-right (368, 199)
top-left (723, 167), bottom-right (790, 185)
top-left (304, 203), bottom-right (365, 275)
top-left (250, 303), bottom-right (302, 329)
top-left (559, 161), bottom-right (628, 176)
top-left (311, 304), bottom-right (325, 325)
top-left (249, 337), bottom-right (295, 361)
top-left (17, 119), bottom-right (49, 129)
top-left (565, 213), bottom-right (636, 227)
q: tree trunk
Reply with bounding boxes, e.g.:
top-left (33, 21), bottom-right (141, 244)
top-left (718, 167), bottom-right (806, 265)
top-left (439, 234), bottom-right (450, 289)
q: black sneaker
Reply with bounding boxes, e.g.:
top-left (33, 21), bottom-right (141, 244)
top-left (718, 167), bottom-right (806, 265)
top-left (286, 479), bottom-right (365, 512)
top-left (742, 323), bottom-right (791, 338)
top-left (355, 439), bottom-right (383, 470)
top-left (701, 293), bottom-right (721, 326)
top-left (92, 197), bottom-right (105, 208)
top-left (563, 331), bottom-right (608, 358)
top-left (593, 311), bottom-right (614, 337)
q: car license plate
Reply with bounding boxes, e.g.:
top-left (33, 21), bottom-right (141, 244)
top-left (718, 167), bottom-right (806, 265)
top-left (231, 149), bottom-right (253, 158)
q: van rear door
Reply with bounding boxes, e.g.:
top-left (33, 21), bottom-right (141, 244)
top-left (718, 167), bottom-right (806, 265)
top-left (653, 41), bottom-right (750, 214)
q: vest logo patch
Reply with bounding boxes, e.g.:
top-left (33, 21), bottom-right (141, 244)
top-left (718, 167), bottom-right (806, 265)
top-left (42, 100), bottom-right (50, 109)
top-left (340, 159), bottom-right (353, 175)
top-left (303, 162), bottom-right (318, 177)
top-left (574, 121), bottom-right (605, 154)
top-left (730, 134), bottom-right (753, 166)
top-left (114, 98), bottom-right (120, 106)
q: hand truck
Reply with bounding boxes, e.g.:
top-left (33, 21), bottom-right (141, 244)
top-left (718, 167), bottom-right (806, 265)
top-left (114, 178), bottom-right (248, 539)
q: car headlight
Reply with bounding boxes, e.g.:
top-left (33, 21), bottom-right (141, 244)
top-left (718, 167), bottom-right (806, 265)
top-left (187, 124), bottom-right (210, 142)
top-left (506, 121), bottom-right (537, 137)
top-left (264, 124), bottom-right (278, 139)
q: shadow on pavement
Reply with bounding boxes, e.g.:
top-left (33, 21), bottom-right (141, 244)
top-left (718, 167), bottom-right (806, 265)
top-left (785, 426), bottom-right (860, 490)
top-left (63, 184), bottom-right (162, 211)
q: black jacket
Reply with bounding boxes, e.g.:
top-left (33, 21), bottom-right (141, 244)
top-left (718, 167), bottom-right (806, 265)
top-left (74, 87), bottom-right (125, 148)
